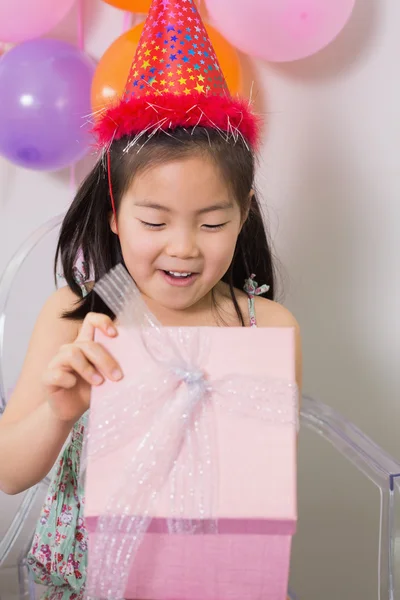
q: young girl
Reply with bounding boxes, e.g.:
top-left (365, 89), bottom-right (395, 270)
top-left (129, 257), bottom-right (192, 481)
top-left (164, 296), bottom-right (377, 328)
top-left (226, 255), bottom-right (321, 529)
top-left (0, 0), bottom-right (302, 598)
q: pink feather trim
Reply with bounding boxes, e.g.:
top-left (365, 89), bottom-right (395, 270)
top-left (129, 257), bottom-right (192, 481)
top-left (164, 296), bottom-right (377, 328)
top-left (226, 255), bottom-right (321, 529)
top-left (93, 93), bottom-right (261, 149)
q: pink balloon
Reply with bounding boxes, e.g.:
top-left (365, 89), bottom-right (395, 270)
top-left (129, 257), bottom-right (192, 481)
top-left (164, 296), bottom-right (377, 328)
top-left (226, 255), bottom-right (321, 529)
top-left (205, 0), bottom-right (356, 62)
top-left (0, 0), bottom-right (77, 43)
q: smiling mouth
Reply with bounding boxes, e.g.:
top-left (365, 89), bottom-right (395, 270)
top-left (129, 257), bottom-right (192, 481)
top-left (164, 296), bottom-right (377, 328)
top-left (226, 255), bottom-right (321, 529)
top-left (163, 271), bottom-right (194, 279)
top-left (160, 270), bottom-right (199, 286)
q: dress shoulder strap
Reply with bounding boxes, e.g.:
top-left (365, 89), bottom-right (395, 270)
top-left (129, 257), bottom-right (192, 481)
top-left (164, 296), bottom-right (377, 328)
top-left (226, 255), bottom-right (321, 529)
top-left (243, 274), bottom-right (270, 327)
top-left (72, 263), bottom-right (89, 298)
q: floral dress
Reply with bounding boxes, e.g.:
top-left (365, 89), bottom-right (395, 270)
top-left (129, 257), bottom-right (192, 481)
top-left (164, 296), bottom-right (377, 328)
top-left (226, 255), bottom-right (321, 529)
top-left (28, 418), bottom-right (88, 600)
top-left (27, 276), bottom-right (268, 599)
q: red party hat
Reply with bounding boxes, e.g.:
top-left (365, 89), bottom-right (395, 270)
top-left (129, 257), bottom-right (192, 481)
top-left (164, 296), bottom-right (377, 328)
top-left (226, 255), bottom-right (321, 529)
top-left (94, 0), bottom-right (260, 148)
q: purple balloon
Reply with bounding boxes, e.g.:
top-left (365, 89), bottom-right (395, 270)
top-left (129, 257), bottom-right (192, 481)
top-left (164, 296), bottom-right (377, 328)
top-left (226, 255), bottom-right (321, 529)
top-left (0, 39), bottom-right (95, 171)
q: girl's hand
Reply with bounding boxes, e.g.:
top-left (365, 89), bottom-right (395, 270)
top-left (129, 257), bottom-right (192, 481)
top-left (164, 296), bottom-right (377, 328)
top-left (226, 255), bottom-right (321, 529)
top-left (43, 312), bottom-right (123, 423)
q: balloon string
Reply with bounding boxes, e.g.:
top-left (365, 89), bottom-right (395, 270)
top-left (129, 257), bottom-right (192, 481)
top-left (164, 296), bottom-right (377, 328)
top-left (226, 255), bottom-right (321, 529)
top-left (69, 0), bottom-right (84, 203)
top-left (77, 0), bottom-right (85, 51)
top-left (70, 163), bottom-right (77, 191)
top-left (122, 11), bottom-right (133, 33)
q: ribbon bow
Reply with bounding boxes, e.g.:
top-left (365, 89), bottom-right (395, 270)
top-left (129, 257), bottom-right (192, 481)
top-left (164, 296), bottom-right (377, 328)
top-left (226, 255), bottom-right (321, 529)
top-left (244, 273), bottom-right (270, 298)
top-left (83, 265), bottom-right (298, 600)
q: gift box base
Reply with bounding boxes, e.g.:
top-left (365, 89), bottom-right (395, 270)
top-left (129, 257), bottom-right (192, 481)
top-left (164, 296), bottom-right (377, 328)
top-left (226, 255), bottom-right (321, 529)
top-left (87, 522), bottom-right (293, 600)
top-left (85, 326), bottom-right (298, 600)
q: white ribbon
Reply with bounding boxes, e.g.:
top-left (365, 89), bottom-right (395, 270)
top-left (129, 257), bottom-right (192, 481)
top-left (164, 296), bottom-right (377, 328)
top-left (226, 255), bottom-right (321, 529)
top-left (83, 265), bottom-right (298, 600)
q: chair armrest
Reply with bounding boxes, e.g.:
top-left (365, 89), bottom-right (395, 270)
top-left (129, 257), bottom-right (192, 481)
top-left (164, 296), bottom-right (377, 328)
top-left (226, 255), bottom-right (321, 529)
top-left (301, 394), bottom-right (400, 600)
top-left (0, 485), bottom-right (41, 568)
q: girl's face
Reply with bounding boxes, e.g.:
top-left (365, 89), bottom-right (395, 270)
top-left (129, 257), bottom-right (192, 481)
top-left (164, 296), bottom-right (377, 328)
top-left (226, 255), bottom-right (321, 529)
top-left (111, 155), bottom-right (245, 313)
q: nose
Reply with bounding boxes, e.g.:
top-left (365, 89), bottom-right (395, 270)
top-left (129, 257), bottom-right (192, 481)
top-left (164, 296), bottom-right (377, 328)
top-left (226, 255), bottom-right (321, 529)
top-left (165, 228), bottom-right (200, 259)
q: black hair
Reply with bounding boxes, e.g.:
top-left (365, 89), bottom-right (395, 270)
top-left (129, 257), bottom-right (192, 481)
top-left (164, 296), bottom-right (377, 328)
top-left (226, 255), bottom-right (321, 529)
top-left (55, 127), bottom-right (277, 325)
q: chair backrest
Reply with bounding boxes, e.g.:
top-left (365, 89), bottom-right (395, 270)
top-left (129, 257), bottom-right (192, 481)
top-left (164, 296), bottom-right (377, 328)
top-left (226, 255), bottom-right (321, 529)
top-left (0, 214), bottom-right (64, 413)
top-left (0, 215), bottom-right (65, 598)
top-left (293, 396), bottom-right (400, 600)
top-left (1, 219), bottom-right (400, 600)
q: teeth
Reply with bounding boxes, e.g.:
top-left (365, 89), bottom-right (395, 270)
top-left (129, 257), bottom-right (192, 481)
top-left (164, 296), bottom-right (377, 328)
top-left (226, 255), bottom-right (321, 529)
top-left (167, 271), bottom-right (192, 277)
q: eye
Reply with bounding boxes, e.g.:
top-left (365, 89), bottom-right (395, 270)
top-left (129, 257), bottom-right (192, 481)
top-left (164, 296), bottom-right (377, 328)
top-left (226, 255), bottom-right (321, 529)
top-left (202, 223), bottom-right (228, 231)
top-left (140, 220), bottom-right (165, 230)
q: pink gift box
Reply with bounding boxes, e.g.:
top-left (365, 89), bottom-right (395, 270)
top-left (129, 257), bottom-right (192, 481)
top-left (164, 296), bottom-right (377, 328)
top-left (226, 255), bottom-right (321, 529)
top-left (85, 326), bottom-right (298, 600)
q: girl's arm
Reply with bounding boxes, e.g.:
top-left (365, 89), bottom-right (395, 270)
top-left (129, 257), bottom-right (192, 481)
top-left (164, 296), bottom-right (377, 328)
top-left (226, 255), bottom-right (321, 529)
top-left (0, 287), bottom-right (80, 494)
top-left (0, 285), bottom-right (122, 495)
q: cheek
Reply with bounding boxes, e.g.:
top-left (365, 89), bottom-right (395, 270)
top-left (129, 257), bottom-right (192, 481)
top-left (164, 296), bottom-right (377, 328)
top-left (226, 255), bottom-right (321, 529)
top-left (119, 224), bottom-right (162, 265)
top-left (202, 229), bottom-right (239, 266)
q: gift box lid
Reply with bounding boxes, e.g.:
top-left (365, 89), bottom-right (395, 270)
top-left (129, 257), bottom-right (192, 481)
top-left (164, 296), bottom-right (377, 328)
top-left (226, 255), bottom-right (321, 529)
top-left (85, 326), bottom-right (298, 528)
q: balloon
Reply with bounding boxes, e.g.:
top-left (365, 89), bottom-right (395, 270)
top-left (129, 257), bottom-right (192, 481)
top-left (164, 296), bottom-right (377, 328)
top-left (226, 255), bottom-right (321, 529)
top-left (0, 39), bottom-right (95, 171)
top-left (102, 0), bottom-right (151, 12)
top-left (205, 0), bottom-right (356, 62)
top-left (92, 22), bottom-right (241, 114)
top-left (92, 25), bottom-right (144, 115)
top-left (102, 0), bottom-right (204, 13)
top-left (0, 0), bottom-right (77, 43)
top-left (208, 24), bottom-right (241, 96)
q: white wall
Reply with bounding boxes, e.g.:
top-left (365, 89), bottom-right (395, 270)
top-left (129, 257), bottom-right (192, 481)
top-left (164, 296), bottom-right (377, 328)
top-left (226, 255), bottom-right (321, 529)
top-left (1, 0), bottom-right (399, 598)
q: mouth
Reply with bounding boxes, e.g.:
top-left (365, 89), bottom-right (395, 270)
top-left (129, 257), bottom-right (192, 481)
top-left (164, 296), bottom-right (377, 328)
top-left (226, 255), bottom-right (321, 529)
top-left (164, 270), bottom-right (193, 278)
top-left (160, 270), bottom-right (199, 287)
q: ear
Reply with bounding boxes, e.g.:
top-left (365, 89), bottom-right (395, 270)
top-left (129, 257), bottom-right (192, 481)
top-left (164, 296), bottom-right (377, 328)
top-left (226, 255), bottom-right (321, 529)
top-left (109, 211), bottom-right (118, 235)
top-left (241, 189), bottom-right (254, 227)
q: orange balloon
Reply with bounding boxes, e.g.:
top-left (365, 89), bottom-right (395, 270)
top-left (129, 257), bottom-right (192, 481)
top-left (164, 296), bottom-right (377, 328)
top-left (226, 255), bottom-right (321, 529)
top-left (102, 0), bottom-right (151, 12)
top-left (102, 0), bottom-right (202, 13)
top-left (206, 24), bottom-right (241, 96)
top-left (92, 24), bottom-right (144, 115)
top-left (92, 23), bottom-right (242, 115)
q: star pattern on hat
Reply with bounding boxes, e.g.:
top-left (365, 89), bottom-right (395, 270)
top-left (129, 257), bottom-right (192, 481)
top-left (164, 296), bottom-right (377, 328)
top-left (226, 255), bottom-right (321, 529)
top-left (95, 0), bottom-right (260, 150)
top-left (124, 0), bottom-right (228, 99)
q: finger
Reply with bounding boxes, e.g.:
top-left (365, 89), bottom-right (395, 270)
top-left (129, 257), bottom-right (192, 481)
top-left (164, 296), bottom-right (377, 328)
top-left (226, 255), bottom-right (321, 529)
top-left (43, 368), bottom-right (78, 393)
top-left (58, 345), bottom-right (106, 385)
top-left (75, 341), bottom-right (123, 382)
top-left (77, 312), bottom-right (117, 343)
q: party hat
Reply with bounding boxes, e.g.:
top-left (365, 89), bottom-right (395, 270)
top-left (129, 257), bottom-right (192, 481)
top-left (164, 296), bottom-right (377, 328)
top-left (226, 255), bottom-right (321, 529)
top-left (94, 0), bottom-right (259, 148)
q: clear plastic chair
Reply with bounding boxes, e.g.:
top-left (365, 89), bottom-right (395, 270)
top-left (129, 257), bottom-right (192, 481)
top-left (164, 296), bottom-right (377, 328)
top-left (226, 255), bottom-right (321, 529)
top-left (293, 395), bottom-right (400, 600)
top-left (1, 218), bottom-right (400, 600)
top-left (0, 214), bottom-right (64, 600)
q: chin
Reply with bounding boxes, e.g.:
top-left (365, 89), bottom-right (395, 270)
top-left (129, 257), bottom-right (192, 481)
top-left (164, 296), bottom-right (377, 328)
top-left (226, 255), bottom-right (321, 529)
top-left (136, 272), bottom-right (217, 312)
top-left (166, 304), bottom-right (192, 313)
top-left (160, 296), bottom-right (200, 312)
